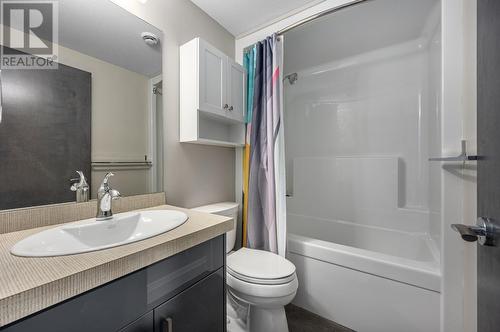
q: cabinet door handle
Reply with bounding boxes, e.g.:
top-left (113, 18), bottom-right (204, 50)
top-left (228, 106), bottom-right (233, 111)
top-left (162, 317), bottom-right (173, 332)
top-left (223, 104), bottom-right (229, 109)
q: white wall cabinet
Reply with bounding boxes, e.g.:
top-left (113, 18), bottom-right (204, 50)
top-left (226, 58), bottom-right (246, 122)
top-left (180, 38), bottom-right (246, 147)
top-left (198, 40), bottom-right (226, 118)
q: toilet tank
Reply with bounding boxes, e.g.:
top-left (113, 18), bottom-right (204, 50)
top-left (192, 202), bottom-right (239, 253)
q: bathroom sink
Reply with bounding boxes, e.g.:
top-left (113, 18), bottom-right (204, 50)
top-left (11, 210), bottom-right (188, 257)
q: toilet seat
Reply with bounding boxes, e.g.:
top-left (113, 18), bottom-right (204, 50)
top-left (227, 248), bottom-right (296, 286)
top-left (227, 271), bottom-right (298, 303)
top-left (228, 267), bottom-right (296, 285)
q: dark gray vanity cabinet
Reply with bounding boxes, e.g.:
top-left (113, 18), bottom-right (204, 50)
top-left (0, 236), bottom-right (226, 332)
top-left (118, 312), bottom-right (154, 332)
top-left (154, 268), bottom-right (225, 332)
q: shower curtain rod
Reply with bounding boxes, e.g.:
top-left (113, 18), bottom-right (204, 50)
top-left (242, 1), bottom-right (370, 54)
top-left (276, 0), bottom-right (369, 36)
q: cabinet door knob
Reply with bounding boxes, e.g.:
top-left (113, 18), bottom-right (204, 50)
top-left (228, 106), bottom-right (233, 111)
top-left (223, 104), bottom-right (229, 109)
top-left (162, 317), bottom-right (173, 332)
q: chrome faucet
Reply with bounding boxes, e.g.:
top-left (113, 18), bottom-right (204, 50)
top-left (70, 171), bottom-right (89, 203)
top-left (96, 172), bottom-right (121, 220)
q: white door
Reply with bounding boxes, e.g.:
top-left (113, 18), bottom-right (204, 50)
top-left (226, 59), bottom-right (246, 122)
top-left (198, 39), bottom-right (227, 117)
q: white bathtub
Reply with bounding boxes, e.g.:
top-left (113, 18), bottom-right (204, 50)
top-left (287, 214), bottom-right (441, 332)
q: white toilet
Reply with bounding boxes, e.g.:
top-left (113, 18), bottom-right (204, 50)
top-left (192, 202), bottom-right (298, 332)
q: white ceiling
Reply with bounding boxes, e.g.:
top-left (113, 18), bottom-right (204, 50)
top-left (58, 0), bottom-right (162, 77)
top-left (189, 0), bottom-right (324, 37)
top-left (284, 0), bottom-right (439, 74)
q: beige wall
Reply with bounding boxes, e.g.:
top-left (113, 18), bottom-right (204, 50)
top-left (57, 44), bottom-right (152, 197)
top-left (111, 0), bottom-right (236, 208)
top-left (58, 45), bottom-right (150, 163)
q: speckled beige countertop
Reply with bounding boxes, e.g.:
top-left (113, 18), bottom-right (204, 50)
top-left (0, 205), bottom-right (232, 326)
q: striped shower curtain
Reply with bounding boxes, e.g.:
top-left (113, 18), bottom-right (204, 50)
top-left (242, 34), bottom-right (286, 256)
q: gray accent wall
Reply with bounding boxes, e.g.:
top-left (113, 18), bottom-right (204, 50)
top-left (0, 63), bottom-right (91, 210)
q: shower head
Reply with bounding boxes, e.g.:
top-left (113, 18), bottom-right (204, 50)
top-left (285, 73), bottom-right (298, 85)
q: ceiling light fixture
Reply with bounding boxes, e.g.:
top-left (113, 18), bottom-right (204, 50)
top-left (141, 32), bottom-right (159, 46)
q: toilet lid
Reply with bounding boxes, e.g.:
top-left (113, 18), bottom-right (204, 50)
top-left (227, 248), bottom-right (296, 284)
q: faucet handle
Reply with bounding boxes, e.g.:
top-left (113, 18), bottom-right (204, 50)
top-left (109, 189), bottom-right (121, 200)
top-left (99, 172), bottom-right (115, 191)
top-left (101, 172), bottom-right (114, 185)
top-left (96, 173), bottom-right (120, 220)
top-left (70, 171), bottom-right (89, 191)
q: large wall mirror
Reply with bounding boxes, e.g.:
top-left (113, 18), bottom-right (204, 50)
top-left (0, 0), bottom-right (163, 210)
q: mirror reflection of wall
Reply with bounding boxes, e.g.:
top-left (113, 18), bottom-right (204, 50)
top-left (0, 0), bottom-right (163, 210)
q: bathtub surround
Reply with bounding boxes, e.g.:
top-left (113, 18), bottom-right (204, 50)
top-left (288, 216), bottom-right (440, 290)
top-left (281, 1), bottom-right (442, 329)
top-left (244, 35), bottom-right (287, 256)
top-left (288, 231), bottom-right (440, 331)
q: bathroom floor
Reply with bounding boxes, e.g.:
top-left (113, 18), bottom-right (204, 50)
top-left (285, 304), bottom-right (355, 332)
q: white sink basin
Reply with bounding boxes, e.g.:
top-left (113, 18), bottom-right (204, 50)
top-left (11, 210), bottom-right (188, 257)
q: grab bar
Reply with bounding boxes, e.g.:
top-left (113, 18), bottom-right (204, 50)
top-left (428, 140), bottom-right (477, 162)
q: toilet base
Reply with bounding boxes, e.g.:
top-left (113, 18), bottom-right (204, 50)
top-left (227, 293), bottom-right (249, 332)
top-left (248, 305), bottom-right (289, 332)
top-left (227, 300), bottom-right (289, 332)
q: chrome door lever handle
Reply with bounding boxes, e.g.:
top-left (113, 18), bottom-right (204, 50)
top-left (451, 224), bottom-right (485, 242)
top-left (452, 217), bottom-right (497, 246)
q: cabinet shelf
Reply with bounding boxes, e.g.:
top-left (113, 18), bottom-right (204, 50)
top-left (197, 110), bottom-right (245, 146)
top-left (181, 137), bottom-right (244, 148)
top-left (198, 108), bottom-right (244, 125)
